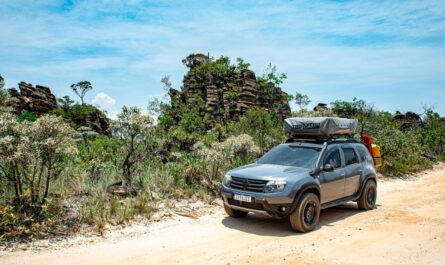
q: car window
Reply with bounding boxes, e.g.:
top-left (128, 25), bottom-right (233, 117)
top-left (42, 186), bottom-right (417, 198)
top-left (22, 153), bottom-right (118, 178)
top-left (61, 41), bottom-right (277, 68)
top-left (356, 144), bottom-right (372, 162)
top-left (257, 145), bottom-right (322, 169)
top-left (324, 149), bottom-right (341, 169)
top-left (343, 148), bottom-right (359, 166)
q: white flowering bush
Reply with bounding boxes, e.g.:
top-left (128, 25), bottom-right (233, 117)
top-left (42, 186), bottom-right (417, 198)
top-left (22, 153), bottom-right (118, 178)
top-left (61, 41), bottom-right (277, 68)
top-left (0, 114), bottom-right (76, 204)
top-left (194, 134), bottom-right (259, 189)
top-left (0, 75), bottom-right (17, 114)
top-left (0, 88), bottom-right (17, 114)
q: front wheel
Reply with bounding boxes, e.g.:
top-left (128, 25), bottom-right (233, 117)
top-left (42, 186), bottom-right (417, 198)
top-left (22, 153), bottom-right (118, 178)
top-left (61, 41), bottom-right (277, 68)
top-left (224, 204), bottom-right (248, 218)
top-left (357, 180), bottom-right (377, 210)
top-left (289, 193), bottom-right (320, 233)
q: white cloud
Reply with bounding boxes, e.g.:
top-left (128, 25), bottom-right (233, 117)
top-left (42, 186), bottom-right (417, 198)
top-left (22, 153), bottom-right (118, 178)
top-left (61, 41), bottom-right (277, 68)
top-left (92, 92), bottom-right (117, 118)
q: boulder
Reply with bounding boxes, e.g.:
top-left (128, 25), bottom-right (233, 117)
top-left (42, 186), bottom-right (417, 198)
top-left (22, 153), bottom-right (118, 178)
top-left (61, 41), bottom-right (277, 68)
top-left (106, 181), bottom-right (138, 197)
top-left (313, 103), bottom-right (328, 112)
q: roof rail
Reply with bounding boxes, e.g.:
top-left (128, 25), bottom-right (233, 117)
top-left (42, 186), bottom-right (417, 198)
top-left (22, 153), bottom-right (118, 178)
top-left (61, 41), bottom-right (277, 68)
top-left (285, 134), bottom-right (359, 144)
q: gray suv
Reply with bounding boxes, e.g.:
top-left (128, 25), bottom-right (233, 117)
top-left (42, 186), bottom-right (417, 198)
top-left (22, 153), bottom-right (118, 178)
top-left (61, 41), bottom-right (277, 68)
top-left (221, 138), bottom-right (377, 232)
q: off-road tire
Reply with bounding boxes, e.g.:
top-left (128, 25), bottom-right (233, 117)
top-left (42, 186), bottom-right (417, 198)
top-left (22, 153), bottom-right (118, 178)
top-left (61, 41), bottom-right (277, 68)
top-left (357, 179), bottom-right (377, 210)
top-left (289, 193), bottom-right (320, 233)
top-left (224, 204), bottom-right (248, 218)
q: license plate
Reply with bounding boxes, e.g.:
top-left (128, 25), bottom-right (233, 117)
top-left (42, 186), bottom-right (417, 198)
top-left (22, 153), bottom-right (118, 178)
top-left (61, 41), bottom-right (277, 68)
top-left (234, 194), bottom-right (252, 203)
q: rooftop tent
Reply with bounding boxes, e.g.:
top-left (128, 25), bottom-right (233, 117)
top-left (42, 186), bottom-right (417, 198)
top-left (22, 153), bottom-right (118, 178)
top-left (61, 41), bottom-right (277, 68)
top-left (284, 117), bottom-right (358, 136)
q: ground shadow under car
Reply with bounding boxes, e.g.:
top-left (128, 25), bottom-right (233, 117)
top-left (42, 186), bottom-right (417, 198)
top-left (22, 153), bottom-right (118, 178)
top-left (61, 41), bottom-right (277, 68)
top-left (221, 202), bottom-right (381, 237)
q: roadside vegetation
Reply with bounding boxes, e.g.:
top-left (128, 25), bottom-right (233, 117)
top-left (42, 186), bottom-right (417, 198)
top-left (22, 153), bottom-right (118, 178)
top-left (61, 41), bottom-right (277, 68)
top-left (0, 56), bottom-right (444, 242)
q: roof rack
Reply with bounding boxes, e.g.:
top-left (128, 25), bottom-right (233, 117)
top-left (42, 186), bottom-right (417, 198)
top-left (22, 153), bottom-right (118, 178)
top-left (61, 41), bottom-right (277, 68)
top-left (285, 134), bottom-right (359, 144)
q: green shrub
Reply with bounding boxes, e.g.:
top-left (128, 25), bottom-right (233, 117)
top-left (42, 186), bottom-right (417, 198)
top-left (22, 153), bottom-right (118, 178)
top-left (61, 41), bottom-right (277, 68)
top-left (238, 107), bottom-right (285, 153)
top-left (331, 98), bottom-right (439, 176)
top-left (17, 111), bottom-right (38, 122)
top-left (422, 109), bottom-right (445, 157)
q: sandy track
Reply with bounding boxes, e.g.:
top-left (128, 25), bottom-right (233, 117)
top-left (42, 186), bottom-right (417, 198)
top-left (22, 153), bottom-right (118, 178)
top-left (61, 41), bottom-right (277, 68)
top-left (2, 166), bottom-right (445, 265)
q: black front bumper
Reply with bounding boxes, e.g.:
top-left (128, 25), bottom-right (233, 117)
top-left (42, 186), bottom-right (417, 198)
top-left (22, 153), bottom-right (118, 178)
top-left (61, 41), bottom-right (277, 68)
top-left (222, 191), bottom-right (293, 218)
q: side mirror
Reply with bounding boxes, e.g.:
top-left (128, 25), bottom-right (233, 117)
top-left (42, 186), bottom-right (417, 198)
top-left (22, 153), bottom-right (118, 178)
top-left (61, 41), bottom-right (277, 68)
top-left (323, 163), bottom-right (334, 172)
top-left (309, 166), bottom-right (322, 177)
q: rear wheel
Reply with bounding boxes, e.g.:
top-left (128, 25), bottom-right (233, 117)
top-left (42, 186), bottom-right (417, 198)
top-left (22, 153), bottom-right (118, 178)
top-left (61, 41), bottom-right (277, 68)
top-left (289, 193), bottom-right (320, 233)
top-left (358, 180), bottom-right (377, 210)
top-left (224, 204), bottom-right (248, 218)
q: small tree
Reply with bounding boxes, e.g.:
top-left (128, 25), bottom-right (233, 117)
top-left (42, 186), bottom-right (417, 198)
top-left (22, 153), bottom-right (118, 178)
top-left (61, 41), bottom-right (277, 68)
top-left (71, 81), bottom-right (93, 105)
top-left (235, 58), bottom-right (250, 71)
top-left (112, 106), bottom-right (153, 186)
top-left (161, 75), bottom-right (173, 92)
top-left (0, 114), bottom-right (76, 204)
top-left (295, 92), bottom-right (311, 111)
top-left (259, 64), bottom-right (287, 86)
top-left (57, 95), bottom-right (75, 111)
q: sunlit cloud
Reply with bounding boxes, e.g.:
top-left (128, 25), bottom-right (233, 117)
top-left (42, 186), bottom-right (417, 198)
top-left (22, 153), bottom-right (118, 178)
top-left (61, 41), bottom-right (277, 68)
top-left (92, 92), bottom-right (117, 118)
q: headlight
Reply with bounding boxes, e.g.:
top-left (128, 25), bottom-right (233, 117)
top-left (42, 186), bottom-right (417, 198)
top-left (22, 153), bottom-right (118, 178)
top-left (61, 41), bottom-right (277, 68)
top-left (223, 174), bottom-right (232, 186)
top-left (264, 180), bottom-right (286, 193)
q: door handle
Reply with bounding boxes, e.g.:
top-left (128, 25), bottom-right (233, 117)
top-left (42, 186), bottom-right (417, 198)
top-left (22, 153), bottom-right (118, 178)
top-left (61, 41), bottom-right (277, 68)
top-left (340, 173), bottom-right (346, 177)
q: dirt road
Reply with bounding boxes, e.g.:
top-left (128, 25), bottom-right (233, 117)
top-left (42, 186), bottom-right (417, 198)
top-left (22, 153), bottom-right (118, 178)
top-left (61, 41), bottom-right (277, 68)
top-left (2, 166), bottom-right (445, 265)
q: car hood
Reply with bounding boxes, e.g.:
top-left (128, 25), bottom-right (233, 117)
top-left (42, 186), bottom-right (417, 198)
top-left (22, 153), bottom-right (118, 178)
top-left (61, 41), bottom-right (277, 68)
top-left (227, 163), bottom-right (310, 181)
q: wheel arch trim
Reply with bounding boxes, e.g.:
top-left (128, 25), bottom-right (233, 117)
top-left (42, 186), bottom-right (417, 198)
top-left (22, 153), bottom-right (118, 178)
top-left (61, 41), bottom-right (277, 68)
top-left (287, 183), bottom-right (321, 217)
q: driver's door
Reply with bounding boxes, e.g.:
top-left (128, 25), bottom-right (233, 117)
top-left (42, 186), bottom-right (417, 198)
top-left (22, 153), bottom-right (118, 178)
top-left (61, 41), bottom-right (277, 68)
top-left (319, 146), bottom-right (346, 204)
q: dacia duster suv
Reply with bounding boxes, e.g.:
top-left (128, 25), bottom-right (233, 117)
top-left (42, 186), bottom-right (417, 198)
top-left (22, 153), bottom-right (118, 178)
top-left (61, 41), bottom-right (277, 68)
top-left (221, 138), bottom-right (378, 233)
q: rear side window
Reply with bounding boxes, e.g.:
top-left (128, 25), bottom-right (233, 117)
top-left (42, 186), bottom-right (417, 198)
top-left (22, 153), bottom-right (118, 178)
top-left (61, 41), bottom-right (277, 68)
top-left (324, 149), bottom-right (342, 169)
top-left (356, 144), bottom-right (372, 162)
top-left (343, 148), bottom-right (358, 166)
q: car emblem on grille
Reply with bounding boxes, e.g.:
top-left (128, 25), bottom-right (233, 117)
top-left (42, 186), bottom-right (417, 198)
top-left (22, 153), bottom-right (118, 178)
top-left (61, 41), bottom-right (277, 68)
top-left (243, 179), bottom-right (248, 190)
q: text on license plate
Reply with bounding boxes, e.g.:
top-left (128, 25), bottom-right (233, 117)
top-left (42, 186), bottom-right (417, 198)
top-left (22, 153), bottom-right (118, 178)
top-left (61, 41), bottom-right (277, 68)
top-left (234, 194), bottom-right (252, 203)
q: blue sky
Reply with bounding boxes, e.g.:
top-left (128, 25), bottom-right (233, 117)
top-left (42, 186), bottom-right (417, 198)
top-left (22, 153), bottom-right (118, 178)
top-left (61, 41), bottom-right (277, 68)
top-left (1, 0), bottom-right (445, 117)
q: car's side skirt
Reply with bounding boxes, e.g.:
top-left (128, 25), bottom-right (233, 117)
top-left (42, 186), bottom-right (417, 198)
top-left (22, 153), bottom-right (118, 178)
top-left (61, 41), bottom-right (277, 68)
top-left (320, 193), bottom-right (361, 210)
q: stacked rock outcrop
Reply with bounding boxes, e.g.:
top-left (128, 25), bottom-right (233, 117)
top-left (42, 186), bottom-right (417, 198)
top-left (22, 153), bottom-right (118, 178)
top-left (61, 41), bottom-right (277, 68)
top-left (9, 82), bottom-right (57, 114)
top-left (170, 54), bottom-right (291, 125)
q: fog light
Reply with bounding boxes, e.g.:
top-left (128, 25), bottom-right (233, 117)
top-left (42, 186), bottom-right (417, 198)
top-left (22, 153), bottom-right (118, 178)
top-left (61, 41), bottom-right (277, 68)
top-left (281, 206), bottom-right (286, 212)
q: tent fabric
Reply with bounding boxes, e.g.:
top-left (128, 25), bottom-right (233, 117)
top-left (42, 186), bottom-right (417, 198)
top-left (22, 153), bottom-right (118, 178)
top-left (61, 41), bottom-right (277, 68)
top-left (284, 117), bottom-right (358, 136)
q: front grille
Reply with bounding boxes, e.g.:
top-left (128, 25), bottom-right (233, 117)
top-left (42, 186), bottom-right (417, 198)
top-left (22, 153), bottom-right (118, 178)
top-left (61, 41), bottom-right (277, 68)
top-left (228, 198), bottom-right (265, 211)
top-left (229, 176), bottom-right (268, 192)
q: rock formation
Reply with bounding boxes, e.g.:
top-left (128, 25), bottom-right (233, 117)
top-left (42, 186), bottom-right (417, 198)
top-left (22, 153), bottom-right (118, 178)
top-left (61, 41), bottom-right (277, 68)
top-left (9, 81), bottom-right (110, 135)
top-left (394, 111), bottom-right (421, 122)
top-left (9, 82), bottom-right (58, 114)
top-left (169, 54), bottom-right (291, 125)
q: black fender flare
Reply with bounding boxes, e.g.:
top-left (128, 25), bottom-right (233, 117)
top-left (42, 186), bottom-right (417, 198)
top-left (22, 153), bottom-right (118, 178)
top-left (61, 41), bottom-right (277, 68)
top-left (359, 174), bottom-right (377, 197)
top-left (287, 182), bottom-right (321, 217)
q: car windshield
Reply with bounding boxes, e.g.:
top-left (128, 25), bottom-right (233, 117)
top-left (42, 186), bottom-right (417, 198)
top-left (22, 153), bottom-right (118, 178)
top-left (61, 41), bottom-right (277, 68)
top-left (257, 145), bottom-right (322, 169)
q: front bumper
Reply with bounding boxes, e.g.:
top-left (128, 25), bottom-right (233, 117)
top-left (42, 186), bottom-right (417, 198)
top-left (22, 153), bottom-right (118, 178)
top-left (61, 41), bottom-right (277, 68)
top-left (221, 184), bottom-right (294, 218)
